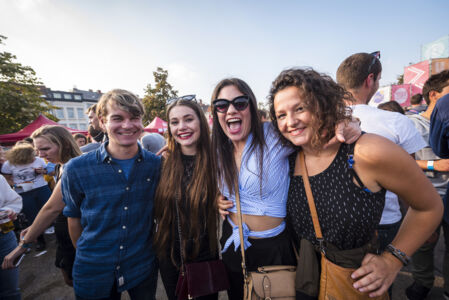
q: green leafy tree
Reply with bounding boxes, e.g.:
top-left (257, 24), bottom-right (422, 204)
top-left (142, 67), bottom-right (178, 124)
top-left (396, 74), bottom-right (404, 85)
top-left (0, 35), bottom-right (57, 134)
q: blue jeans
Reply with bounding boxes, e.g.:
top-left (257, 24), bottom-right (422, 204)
top-left (20, 185), bottom-right (51, 224)
top-left (75, 271), bottom-right (158, 300)
top-left (0, 231), bottom-right (21, 300)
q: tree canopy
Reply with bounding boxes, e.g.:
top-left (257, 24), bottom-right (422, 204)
top-left (0, 35), bottom-right (57, 134)
top-left (142, 67), bottom-right (178, 124)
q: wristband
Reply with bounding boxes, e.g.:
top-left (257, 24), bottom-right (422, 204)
top-left (19, 238), bottom-right (32, 249)
top-left (19, 242), bottom-right (32, 249)
top-left (385, 244), bottom-right (410, 266)
top-left (427, 160), bottom-right (435, 171)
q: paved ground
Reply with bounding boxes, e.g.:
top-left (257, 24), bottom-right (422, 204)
top-left (15, 232), bottom-right (445, 300)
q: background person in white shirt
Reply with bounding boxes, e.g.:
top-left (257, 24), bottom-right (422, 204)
top-left (336, 52), bottom-right (426, 253)
top-left (1, 143), bottom-right (52, 251)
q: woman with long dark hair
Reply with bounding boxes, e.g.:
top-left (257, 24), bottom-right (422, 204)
top-left (211, 78), bottom-right (300, 299)
top-left (153, 98), bottom-right (219, 300)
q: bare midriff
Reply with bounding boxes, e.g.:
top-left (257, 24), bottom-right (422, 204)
top-left (228, 212), bottom-right (284, 237)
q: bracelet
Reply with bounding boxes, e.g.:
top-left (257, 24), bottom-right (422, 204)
top-left (385, 244), bottom-right (410, 266)
top-left (427, 160), bottom-right (435, 171)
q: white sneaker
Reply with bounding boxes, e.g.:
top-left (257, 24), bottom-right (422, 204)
top-left (44, 226), bottom-right (54, 234)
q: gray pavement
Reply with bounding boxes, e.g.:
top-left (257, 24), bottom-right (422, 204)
top-left (14, 232), bottom-right (446, 300)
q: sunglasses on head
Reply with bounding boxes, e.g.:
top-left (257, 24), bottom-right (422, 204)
top-left (213, 95), bottom-right (250, 113)
top-left (167, 94), bottom-right (196, 105)
top-left (367, 51), bottom-right (381, 74)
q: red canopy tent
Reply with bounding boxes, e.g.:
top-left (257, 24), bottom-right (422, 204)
top-left (0, 114), bottom-right (87, 145)
top-left (144, 117), bottom-right (167, 134)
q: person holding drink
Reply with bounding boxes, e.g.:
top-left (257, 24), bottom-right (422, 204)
top-left (0, 174), bottom-right (22, 300)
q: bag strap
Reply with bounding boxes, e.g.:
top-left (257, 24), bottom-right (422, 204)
top-left (174, 189), bottom-right (186, 273)
top-left (234, 178), bottom-right (249, 280)
top-left (298, 151), bottom-right (324, 243)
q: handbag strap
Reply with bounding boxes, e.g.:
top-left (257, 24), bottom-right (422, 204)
top-left (298, 151), bottom-right (324, 244)
top-left (174, 189), bottom-right (186, 273)
top-left (234, 178), bottom-right (249, 280)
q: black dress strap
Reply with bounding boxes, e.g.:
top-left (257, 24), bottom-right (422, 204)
top-left (347, 140), bottom-right (372, 193)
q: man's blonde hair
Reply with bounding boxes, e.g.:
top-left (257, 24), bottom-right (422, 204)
top-left (96, 89), bottom-right (144, 120)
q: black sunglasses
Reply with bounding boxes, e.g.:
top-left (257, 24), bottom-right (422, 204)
top-left (167, 94), bottom-right (196, 105)
top-left (213, 95), bottom-right (250, 113)
top-left (367, 51), bottom-right (381, 74)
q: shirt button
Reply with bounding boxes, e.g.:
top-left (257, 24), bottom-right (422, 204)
top-left (118, 169), bottom-right (123, 173)
top-left (138, 158), bottom-right (142, 162)
top-left (146, 178), bottom-right (150, 182)
top-left (124, 207), bottom-right (128, 210)
top-left (122, 226), bottom-right (126, 229)
top-left (120, 245), bottom-right (123, 250)
top-left (116, 266), bottom-right (120, 270)
top-left (125, 187), bottom-right (130, 191)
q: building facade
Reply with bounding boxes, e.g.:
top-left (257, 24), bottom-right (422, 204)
top-left (41, 87), bottom-right (102, 130)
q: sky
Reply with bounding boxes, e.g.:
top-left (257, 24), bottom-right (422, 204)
top-left (1, 0), bottom-right (448, 105)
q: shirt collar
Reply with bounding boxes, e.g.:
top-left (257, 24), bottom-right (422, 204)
top-left (97, 141), bottom-right (145, 164)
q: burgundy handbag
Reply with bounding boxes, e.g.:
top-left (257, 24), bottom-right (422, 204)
top-left (174, 195), bottom-right (229, 300)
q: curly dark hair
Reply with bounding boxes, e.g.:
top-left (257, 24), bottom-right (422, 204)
top-left (268, 68), bottom-right (353, 150)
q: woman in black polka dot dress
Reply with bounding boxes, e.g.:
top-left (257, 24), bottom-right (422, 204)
top-left (268, 68), bottom-right (443, 298)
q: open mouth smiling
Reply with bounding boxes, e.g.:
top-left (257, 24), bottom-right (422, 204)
top-left (226, 118), bottom-right (242, 134)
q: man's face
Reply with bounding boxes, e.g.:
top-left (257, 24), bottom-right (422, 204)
top-left (100, 102), bottom-right (143, 149)
top-left (88, 110), bottom-right (101, 131)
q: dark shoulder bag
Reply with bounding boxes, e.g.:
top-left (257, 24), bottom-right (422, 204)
top-left (174, 192), bottom-right (229, 300)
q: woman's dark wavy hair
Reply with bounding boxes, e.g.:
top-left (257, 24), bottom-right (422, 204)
top-left (268, 68), bottom-right (353, 150)
top-left (211, 78), bottom-right (265, 194)
top-left (153, 100), bottom-right (218, 265)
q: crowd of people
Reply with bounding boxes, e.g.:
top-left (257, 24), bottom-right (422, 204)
top-left (0, 52), bottom-right (448, 300)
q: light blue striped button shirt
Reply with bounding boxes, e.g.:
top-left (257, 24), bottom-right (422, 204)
top-left (220, 122), bottom-right (293, 252)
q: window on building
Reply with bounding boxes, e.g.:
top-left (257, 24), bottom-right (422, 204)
top-left (79, 123), bottom-right (87, 130)
top-left (53, 93), bottom-right (62, 99)
top-left (63, 94), bottom-right (72, 100)
top-left (74, 95), bottom-right (82, 100)
top-left (77, 108), bottom-right (85, 119)
top-left (54, 109), bottom-right (65, 119)
top-left (67, 108), bottom-right (75, 119)
top-left (69, 124), bottom-right (78, 129)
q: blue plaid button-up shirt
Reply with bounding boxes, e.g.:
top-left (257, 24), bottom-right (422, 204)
top-left (62, 142), bottom-right (161, 298)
